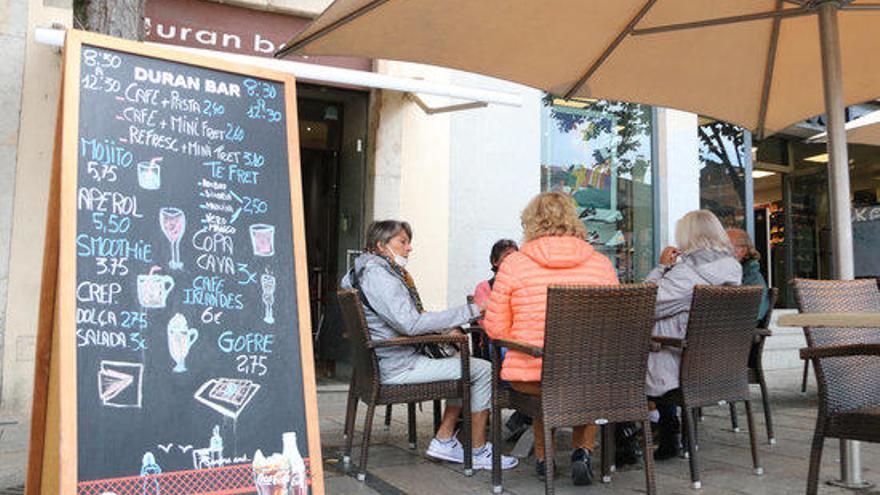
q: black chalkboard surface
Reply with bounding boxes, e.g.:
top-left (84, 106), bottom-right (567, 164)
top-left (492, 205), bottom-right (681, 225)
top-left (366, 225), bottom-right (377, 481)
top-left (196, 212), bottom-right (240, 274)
top-left (854, 206), bottom-right (880, 278)
top-left (35, 31), bottom-right (323, 495)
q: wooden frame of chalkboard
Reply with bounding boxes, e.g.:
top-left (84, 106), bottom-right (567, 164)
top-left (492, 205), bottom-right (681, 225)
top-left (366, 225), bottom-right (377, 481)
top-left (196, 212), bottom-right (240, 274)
top-left (26, 29), bottom-right (324, 495)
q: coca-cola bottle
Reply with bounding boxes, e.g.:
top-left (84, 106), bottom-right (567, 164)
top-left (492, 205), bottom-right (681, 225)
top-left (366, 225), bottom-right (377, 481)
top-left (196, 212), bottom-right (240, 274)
top-left (283, 432), bottom-right (308, 495)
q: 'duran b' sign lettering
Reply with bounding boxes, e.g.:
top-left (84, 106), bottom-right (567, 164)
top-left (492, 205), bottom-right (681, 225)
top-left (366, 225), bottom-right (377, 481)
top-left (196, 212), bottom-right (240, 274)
top-left (25, 31), bottom-right (322, 495)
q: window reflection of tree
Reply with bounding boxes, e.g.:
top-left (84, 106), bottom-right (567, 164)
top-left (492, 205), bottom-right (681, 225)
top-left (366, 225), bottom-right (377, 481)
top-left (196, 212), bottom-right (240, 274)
top-left (699, 121), bottom-right (747, 228)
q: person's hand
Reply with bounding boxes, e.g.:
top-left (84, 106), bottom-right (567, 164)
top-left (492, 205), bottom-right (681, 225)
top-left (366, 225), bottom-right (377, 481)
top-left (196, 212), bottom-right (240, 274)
top-left (477, 300), bottom-right (488, 315)
top-left (446, 327), bottom-right (464, 336)
top-left (659, 246), bottom-right (681, 266)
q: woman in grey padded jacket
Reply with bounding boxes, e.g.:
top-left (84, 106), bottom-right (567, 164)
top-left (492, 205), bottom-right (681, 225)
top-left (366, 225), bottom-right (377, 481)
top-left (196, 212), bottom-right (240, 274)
top-left (645, 210), bottom-right (742, 460)
top-left (340, 220), bottom-right (517, 471)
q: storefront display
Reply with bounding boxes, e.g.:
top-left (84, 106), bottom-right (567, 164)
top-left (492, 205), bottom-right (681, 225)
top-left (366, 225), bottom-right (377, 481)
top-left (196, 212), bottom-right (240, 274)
top-left (540, 98), bottom-right (654, 282)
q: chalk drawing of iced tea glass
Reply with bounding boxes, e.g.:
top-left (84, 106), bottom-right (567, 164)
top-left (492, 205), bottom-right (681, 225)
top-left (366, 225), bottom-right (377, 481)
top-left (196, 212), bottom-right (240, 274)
top-left (137, 266), bottom-right (174, 308)
top-left (167, 313), bottom-right (199, 373)
top-left (261, 273), bottom-right (276, 324)
top-left (137, 158), bottom-right (162, 190)
top-left (250, 224), bottom-right (275, 257)
top-left (160, 207), bottom-right (186, 270)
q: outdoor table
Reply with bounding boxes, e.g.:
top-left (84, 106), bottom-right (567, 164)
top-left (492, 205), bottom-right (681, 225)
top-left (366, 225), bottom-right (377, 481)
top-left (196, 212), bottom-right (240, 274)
top-left (777, 312), bottom-right (880, 328)
top-left (776, 311), bottom-right (880, 490)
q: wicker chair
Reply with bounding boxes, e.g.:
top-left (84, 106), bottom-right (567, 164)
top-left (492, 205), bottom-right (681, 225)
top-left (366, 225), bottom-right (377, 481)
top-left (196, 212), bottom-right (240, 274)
top-left (652, 285), bottom-right (764, 490)
top-left (489, 284), bottom-right (659, 495)
top-left (729, 288), bottom-right (779, 444)
top-left (792, 279), bottom-right (880, 495)
top-left (336, 289), bottom-right (474, 480)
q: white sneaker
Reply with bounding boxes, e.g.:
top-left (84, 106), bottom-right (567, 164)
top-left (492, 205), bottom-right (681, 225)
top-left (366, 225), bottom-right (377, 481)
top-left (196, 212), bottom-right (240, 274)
top-left (472, 442), bottom-right (519, 470)
top-left (426, 436), bottom-right (464, 463)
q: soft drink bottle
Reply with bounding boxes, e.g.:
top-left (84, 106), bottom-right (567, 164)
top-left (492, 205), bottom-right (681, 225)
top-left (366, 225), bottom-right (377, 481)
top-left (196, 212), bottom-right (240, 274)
top-left (283, 432), bottom-right (307, 495)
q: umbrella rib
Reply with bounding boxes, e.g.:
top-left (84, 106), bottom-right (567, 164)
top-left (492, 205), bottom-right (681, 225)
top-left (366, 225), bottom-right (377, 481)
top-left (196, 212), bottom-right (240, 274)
top-left (275, 0), bottom-right (391, 58)
top-left (631, 7), bottom-right (812, 36)
top-left (757, 0), bottom-right (785, 140)
top-left (563, 0), bottom-right (658, 100)
top-left (842, 4), bottom-right (880, 9)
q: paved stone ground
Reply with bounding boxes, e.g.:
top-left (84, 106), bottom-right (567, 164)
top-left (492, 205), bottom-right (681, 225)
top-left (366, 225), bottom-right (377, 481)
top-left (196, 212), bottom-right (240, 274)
top-left (1, 368), bottom-right (878, 494)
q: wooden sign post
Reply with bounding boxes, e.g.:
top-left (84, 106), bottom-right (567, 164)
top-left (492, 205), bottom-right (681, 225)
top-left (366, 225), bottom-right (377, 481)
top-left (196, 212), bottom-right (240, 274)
top-left (26, 30), bottom-right (323, 495)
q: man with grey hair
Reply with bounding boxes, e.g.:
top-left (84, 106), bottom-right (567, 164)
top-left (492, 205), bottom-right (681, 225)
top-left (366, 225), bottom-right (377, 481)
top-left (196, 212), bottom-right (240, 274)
top-left (727, 228), bottom-right (770, 323)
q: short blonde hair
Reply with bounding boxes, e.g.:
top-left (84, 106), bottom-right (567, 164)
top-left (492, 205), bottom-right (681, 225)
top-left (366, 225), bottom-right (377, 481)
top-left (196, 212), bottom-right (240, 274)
top-left (521, 192), bottom-right (587, 242)
top-left (675, 210), bottom-right (733, 255)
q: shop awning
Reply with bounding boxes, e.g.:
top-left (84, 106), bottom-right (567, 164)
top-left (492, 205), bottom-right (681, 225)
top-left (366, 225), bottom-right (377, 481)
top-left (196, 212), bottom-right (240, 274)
top-left (34, 28), bottom-right (522, 109)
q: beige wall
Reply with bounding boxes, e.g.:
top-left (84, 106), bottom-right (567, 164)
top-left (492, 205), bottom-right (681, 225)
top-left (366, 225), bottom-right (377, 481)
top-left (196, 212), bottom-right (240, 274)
top-left (1, 1), bottom-right (71, 418)
top-left (370, 61), bottom-right (451, 310)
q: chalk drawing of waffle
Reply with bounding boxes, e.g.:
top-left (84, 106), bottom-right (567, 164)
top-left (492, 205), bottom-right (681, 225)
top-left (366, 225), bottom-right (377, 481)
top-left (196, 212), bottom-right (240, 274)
top-left (193, 378), bottom-right (260, 419)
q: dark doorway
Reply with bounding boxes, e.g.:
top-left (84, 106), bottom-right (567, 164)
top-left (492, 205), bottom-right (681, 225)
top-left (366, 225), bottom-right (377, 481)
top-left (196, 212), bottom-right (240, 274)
top-left (296, 84), bottom-right (368, 381)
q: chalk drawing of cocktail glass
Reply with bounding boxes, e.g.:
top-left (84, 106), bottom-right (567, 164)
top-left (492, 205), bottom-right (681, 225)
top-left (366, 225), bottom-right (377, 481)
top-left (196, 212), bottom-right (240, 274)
top-left (261, 273), bottom-right (276, 324)
top-left (167, 313), bottom-right (199, 373)
top-left (250, 224), bottom-right (275, 257)
top-left (160, 208), bottom-right (186, 270)
top-left (138, 158), bottom-right (162, 190)
top-left (137, 266), bottom-right (175, 308)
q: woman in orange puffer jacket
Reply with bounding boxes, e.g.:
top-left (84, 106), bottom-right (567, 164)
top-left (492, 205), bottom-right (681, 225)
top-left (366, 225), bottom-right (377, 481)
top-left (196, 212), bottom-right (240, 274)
top-left (483, 191), bottom-right (619, 484)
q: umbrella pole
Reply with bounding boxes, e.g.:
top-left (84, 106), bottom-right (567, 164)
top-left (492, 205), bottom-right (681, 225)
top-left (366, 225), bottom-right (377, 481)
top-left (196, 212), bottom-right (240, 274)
top-left (818, 2), bottom-right (869, 489)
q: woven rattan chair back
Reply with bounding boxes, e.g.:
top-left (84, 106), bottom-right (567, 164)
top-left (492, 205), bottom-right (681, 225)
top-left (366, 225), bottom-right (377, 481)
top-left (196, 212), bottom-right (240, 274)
top-left (793, 278), bottom-right (880, 414)
top-left (337, 289), bottom-right (380, 400)
top-left (539, 284), bottom-right (658, 428)
top-left (680, 286), bottom-right (763, 407)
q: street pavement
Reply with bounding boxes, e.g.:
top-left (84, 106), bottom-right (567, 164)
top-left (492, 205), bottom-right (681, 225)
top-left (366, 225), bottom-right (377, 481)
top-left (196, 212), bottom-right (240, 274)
top-left (2, 368), bottom-right (878, 494)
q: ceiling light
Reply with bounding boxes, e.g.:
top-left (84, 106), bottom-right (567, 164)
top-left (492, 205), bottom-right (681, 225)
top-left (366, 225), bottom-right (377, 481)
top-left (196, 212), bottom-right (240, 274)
top-left (804, 153), bottom-right (829, 163)
top-left (752, 170), bottom-right (776, 178)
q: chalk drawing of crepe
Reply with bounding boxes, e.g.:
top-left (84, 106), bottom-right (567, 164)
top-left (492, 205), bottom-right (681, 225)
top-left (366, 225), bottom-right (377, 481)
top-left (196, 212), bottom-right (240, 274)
top-left (98, 360), bottom-right (144, 408)
top-left (194, 378), bottom-right (260, 420)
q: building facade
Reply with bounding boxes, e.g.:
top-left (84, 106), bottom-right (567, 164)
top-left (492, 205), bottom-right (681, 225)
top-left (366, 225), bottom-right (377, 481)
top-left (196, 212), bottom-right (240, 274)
top-left (0, 0), bottom-right (808, 418)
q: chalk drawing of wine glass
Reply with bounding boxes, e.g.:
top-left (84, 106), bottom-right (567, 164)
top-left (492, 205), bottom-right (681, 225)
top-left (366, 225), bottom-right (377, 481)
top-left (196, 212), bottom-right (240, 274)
top-left (160, 208), bottom-right (186, 270)
top-left (261, 273), bottom-right (276, 324)
top-left (167, 313), bottom-right (199, 373)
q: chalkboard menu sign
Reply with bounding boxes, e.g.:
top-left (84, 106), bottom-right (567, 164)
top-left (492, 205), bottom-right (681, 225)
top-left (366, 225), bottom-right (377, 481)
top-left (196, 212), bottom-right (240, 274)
top-left (26, 31), bottom-right (323, 495)
top-left (854, 206), bottom-right (880, 278)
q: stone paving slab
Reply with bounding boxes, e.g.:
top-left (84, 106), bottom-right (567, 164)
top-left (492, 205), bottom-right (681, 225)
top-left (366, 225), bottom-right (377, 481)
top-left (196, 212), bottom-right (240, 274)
top-left (1, 369), bottom-right (878, 494)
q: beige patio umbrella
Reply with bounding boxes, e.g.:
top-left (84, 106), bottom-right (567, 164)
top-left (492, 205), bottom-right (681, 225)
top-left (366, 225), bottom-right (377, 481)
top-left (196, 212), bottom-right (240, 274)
top-left (278, 1), bottom-right (880, 487)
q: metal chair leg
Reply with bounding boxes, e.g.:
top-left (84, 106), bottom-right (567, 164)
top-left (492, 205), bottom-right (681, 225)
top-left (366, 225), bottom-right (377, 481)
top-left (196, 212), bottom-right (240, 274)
top-left (343, 387), bottom-right (358, 466)
top-left (544, 425), bottom-right (556, 495)
top-left (682, 407), bottom-right (701, 489)
top-left (642, 420), bottom-right (657, 495)
top-left (407, 402), bottom-right (417, 449)
top-left (758, 373), bottom-right (776, 444)
top-left (491, 400), bottom-right (503, 494)
top-left (744, 401), bottom-right (763, 475)
top-left (801, 359), bottom-right (809, 393)
top-left (806, 420), bottom-right (824, 495)
top-left (433, 400), bottom-right (442, 433)
top-left (600, 424), bottom-right (612, 483)
top-left (729, 402), bottom-right (740, 432)
top-left (358, 404), bottom-right (376, 481)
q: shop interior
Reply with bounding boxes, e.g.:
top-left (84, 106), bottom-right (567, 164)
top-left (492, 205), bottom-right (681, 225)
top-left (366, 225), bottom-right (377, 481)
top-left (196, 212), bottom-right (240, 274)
top-left (753, 133), bottom-right (880, 307)
top-left (296, 83), bottom-right (368, 381)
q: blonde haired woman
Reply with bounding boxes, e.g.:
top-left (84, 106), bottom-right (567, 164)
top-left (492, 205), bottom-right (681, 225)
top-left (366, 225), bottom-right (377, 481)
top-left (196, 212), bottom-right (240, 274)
top-left (646, 210), bottom-right (742, 460)
top-left (484, 192), bottom-right (619, 484)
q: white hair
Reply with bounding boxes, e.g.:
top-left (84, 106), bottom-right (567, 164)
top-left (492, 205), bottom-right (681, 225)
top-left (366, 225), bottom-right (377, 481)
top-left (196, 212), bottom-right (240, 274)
top-left (675, 210), bottom-right (733, 255)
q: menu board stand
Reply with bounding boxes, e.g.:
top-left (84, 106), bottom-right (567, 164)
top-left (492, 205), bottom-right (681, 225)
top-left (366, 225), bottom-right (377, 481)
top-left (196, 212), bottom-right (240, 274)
top-left (26, 30), bottom-right (323, 495)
